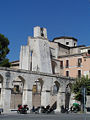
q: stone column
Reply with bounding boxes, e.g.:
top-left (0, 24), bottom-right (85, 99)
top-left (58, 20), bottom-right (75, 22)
top-left (1, 88), bottom-right (11, 112)
top-left (41, 90), bottom-right (50, 107)
top-left (56, 87), bottom-right (66, 112)
top-left (22, 89), bottom-right (32, 109)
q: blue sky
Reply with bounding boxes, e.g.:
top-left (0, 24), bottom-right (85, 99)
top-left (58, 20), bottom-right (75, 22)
top-left (0, 0), bottom-right (90, 62)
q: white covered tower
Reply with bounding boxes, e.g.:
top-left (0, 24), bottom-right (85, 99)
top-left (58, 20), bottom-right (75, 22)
top-left (19, 26), bottom-right (52, 74)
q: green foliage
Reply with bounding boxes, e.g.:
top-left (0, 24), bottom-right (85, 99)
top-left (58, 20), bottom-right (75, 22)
top-left (72, 76), bottom-right (90, 102)
top-left (0, 34), bottom-right (10, 67)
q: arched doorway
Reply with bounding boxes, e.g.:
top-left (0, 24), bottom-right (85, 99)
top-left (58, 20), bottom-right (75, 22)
top-left (50, 81), bottom-right (60, 108)
top-left (10, 76), bottom-right (25, 109)
top-left (32, 78), bottom-right (43, 107)
top-left (65, 83), bottom-right (72, 109)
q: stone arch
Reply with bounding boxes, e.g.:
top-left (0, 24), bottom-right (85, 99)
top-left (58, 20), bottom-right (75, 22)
top-left (32, 78), bottom-right (44, 94)
top-left (11, 76), bottom-right (25, 93)
top-left (12, 75), bottom-right (25, 82)
top-left (10, 75), bottom-right (25, 109)
top-left (32, 78), bottom-right (44, 107)
top-left (67, 82), bottom-right (72, 87)
top-left (53, 81), bottom-right (60, 94)
top-left (18, 76), bottom-right (25, 83)
top-left (50, 81), bottom-right (61, 109)
top-left (66, 83), bottom-right (72, 94)
top-left (38, 78), bottom-right (44, 92)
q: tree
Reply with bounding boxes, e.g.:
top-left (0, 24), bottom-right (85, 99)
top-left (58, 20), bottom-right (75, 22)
top-left (72, 76), bottom-right (90, 101)
top-left (72, 75), bottom-right (90, 102)
top-left (72, 76), bottom-right (90, 111)
top-left (0, 33), bottom-right (10, 67)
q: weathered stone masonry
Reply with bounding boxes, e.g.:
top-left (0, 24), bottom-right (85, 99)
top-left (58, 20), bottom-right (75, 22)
top-left (2, 26), bottom-right (90, 113)
top-left (0, 67), bottom-right (74, 112)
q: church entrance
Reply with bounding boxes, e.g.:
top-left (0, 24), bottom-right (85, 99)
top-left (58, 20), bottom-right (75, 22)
top-left (10, 76), bottom-right (24, 109)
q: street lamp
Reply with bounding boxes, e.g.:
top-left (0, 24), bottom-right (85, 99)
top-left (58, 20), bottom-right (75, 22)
top-left (81, 86), bottom-right (86, 113)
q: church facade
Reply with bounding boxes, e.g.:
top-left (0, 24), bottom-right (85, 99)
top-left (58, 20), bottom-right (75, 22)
top-left (0, 26), bottom-right (90, 112)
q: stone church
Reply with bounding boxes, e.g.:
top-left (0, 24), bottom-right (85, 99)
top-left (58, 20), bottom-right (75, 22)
top-left (0, 26), bottom-right (90, 112)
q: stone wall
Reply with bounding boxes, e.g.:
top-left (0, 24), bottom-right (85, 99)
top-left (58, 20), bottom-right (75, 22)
top-left (0, 67), bottom-right (74, 112)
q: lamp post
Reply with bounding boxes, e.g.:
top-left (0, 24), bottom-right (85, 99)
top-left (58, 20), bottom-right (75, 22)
top-left (81, 86), bottom-right (86, 113)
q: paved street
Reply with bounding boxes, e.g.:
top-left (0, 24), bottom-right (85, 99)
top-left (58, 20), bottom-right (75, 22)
top-left (0, 113), bottom-right (90, 120)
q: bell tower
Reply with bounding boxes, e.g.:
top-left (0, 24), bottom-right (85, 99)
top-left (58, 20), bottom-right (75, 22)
top-left (20, 26), bottom-right (52, 74)
top-left (34, 26), bottom-right (47, 39)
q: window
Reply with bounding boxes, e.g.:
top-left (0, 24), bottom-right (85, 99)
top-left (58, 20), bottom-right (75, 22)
top-left (78, 58), bottom-right (82, 67)
top-left (53, 84), bottom-right (58, 94)
top-left (78, 70), bottom-right (81, 78)
top-left (74, 43), bottom-right (76, 46)
top-left (13, 85), bottom-right (20, 93)
top-left (52, 82), bottom-right (60, 95)
top-left (66, 71), bottom-right (69, 77)
top-left (60, 61), bottom-right (63, 69)
top-left (66, 60), bottom-right (69, 68)
top-left (66, 42), bottom-right (69, 45)
top-left (41, 28), bottom-right (44, 37)
top-left (88, 50), bottom-right (90, 54)
top-left (32, 85), bottom-right (37, 93)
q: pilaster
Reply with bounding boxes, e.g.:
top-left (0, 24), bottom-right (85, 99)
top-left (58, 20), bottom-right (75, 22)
top-left (1, 88), bottom-right (11, 112)
top-left (41, 90), bottom-right (50, 107)
top-left (56, 87), bottom-right (66, 112)
top-left (22, 89), bottom-right (32, 109)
